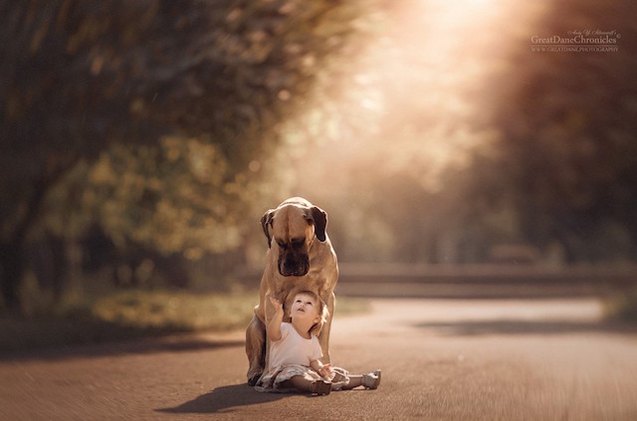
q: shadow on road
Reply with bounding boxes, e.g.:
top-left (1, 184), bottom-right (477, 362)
top-left (156, 383), bottom-right (285, 414)
top-left (415, 319), bottom-right (637, 336)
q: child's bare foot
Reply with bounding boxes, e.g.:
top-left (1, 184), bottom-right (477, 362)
top-left (362, 370), bottom-right (381, 389)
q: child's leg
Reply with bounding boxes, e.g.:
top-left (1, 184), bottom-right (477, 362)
top-left (284, 376), bottom-right (314, 392)
top-left (281, 376), bottom-right (331, 395)
top-left (339, 370), bottom-right (381, 390)
top-left (340, 374), bottom-right (364, 390)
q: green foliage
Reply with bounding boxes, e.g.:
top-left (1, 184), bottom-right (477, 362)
top-left (0, 289), bottom-right (255, 353)
top-left (0, 287), bottom-right (370, 353)
top-left (85, 140), bottom-right (245, 257)
top-left (0, 0), bottom-right (372, 309)
top-left (92, 289), bottom-right (256, 331)
top-left (605, 287), bottom-right (637, 323)
top-left (1, 0), bottom-right (368, 242)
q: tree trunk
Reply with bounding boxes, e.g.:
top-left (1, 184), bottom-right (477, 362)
top-left (0, 242), bottom-right (25, 312)
top-left (50, 235), bottom-right (68, 303)
top-left (0, 158), bottom-right (81, 314)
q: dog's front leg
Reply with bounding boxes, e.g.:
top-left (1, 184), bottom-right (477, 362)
top-left (318, 291), bottom-right (335, 364)
top-left (245, 309), bottom-right (266, 386)
top-left (261, 290), bottom-right (283, 375)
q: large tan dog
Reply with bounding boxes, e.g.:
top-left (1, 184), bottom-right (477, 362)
top-left (245, 197), bottom-right (339, 385)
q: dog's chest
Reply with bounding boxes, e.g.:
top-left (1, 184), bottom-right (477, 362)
top-left (272, 265), bottom-right (334, 306)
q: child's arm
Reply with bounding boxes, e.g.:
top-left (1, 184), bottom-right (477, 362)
top-left (266, 295), bottom-right (284, 342)
top-left (310, 359), bottom-right (333, 379)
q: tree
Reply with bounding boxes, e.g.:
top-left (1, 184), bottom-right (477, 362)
top-left (0, 0), bottom-right (367, 312)
top-left (482, 0), bottom-right (637, 261)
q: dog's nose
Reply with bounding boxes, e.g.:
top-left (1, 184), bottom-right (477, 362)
top-left (284, 261), bottom-right (295, 272)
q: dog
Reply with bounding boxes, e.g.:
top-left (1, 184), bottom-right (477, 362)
top-left (245, 197), bottom-right (339, 386)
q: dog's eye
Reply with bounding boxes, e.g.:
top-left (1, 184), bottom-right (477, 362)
top-left (276, 240), bottom-right (287, 249)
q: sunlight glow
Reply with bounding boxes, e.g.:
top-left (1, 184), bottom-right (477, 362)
top-left (284, 0), bottom-right (547, 196)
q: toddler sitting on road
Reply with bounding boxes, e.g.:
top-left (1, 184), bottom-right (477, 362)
top-left (254, 290), bottom-right (380, 395)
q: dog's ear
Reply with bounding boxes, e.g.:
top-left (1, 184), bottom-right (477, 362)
top-left (260, 209), bottom-right (275, 248)
top-left (310, 206), bottom-right (328, 242)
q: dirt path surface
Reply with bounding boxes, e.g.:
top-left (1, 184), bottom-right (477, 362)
top-left (1, 298), bottom-right (637, 420)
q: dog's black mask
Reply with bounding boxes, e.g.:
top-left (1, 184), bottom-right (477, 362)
top-left (277, 239), bottom-right (310, 277)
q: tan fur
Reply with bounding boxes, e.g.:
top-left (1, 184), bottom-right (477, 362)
top-left (245, 197), bottom-right (339, 385)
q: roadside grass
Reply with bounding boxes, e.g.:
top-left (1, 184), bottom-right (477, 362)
top-left (0, 288), bottom-right (370, 354)
top-left (605, 286), bottom-right (637, 323)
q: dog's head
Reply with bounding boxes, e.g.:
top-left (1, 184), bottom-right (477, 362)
top-left (261, 198), bottom-right (328, 277)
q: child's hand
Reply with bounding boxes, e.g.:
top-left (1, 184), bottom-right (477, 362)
top-left (318, 364), bottom-right (333, 379)
top-left (269, 295), bottom-right (284, 317)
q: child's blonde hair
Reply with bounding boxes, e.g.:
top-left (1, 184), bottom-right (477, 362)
top-left (293, 290), bottom-right (329, 336)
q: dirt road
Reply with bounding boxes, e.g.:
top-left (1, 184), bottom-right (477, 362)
top-left (1, 298), bottom-right (637, 420)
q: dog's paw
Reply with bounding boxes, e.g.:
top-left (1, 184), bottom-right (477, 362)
top-left (248, 374), bottom-right (262, 387)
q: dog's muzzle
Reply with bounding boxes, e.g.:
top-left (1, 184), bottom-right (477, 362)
top-left (278, 253), bottom-right (310, 277)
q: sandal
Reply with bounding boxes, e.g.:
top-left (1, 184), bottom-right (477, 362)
top-left (362, 370), bottom-right (381, 389)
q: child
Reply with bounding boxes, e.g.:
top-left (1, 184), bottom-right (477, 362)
top-left (254, 290), bottom-right (381, 395)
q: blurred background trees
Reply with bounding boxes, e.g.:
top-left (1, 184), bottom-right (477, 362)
top-left (1, 0), bottom-right (636, 315)
top-left (280, 0), bottom-right (637, 265)
top-left (0, 0), bottom-right (369, 312)
top-left (481, 0), bottom-right (637, 263)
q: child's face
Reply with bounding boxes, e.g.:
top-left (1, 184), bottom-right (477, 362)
top-left (291, 293), bottom-right (320, 324)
